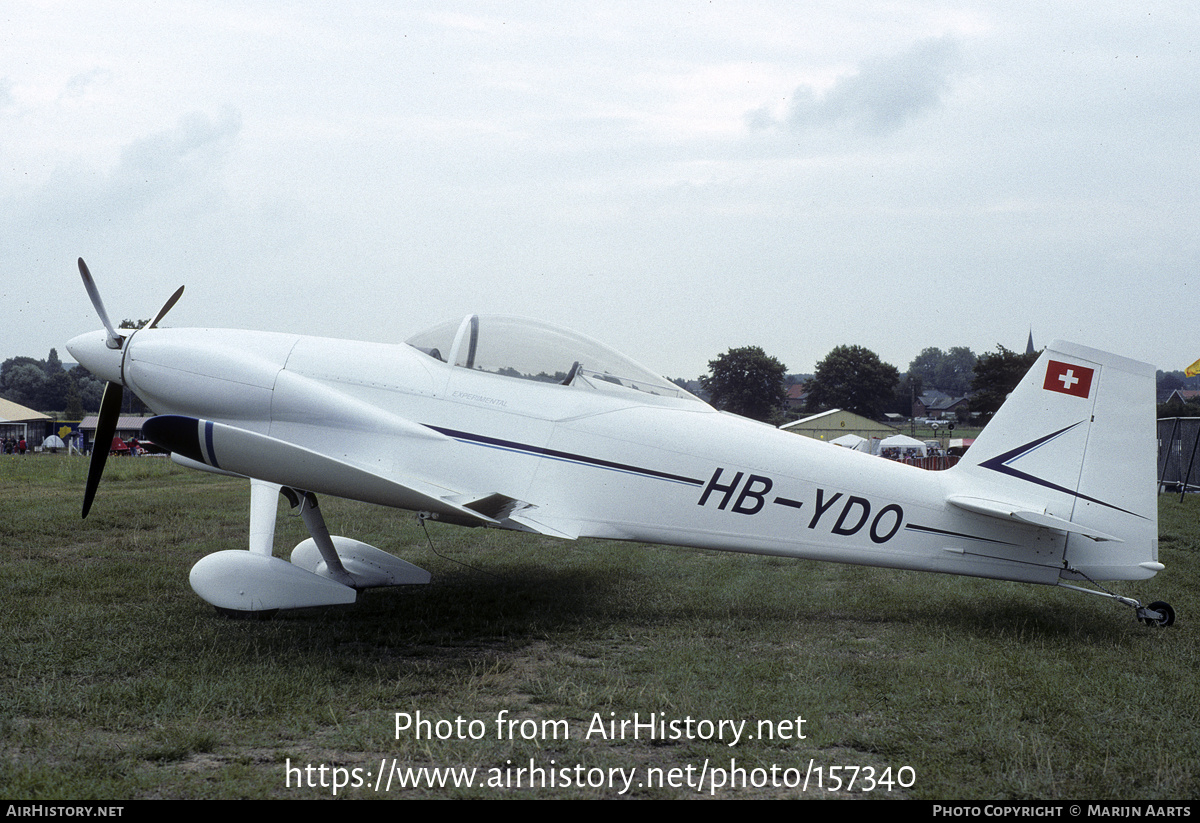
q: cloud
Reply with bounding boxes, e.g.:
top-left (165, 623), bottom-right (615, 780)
top-left (61, 68), bottom-right (113, 100)
top-left (2, 106), bottom-right (245, 264)
top-left (755, 37), bottom-right (961, 135)
top-left (112, 106), bottom-right (242, 202)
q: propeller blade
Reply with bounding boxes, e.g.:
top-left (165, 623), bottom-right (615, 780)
top-left (78, 258), bottom-right (124, 350)
top-left (148, 285), bottom-right (185, 330)
top-left (82, 381), bottom-right (124, 518)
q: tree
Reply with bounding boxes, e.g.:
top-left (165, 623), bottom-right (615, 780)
top-left (65, 384), bottom-right (84, 420)
top-left (699, 346), bottom-right (788, 422)
top-left (908, 347), bottom-right (944, 390)
top-left (971, 345), bottom-right (1040, 418)
top-left (907, 346), bottom-right (976, 395)
top-left (0, 362), bottom-right (46, 408)
top-left (45, 348), bottom-right (64, 375)
top-left (2, 356), bottom-right (42, 391)
top-left (937, 346), bottom-right (977, 395)
top-left (39, 371), bottom-right (73, 412)
top-left (805, 345), bottom-right (899, 419)
top-left (69, 365), bottom-right (105, 412)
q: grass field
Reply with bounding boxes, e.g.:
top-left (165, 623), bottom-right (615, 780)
top-left (1, 454), bottom-right (1196, 799)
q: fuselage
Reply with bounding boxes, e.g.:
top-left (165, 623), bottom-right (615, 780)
top-left (69, 321), bottom-right (1080, 586)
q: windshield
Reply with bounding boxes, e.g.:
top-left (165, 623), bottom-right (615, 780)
top-left (407, 315), bottom-right (700, 401)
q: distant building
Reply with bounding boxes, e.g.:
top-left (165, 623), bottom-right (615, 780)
top-left (1163, 389), bottom-right (1200, 406)
top-left (912, 391), bottom-right (969, 420)
top-left (785, 382), bottom-right (807, 410)
top-left (78, 414), bottom-right (155, 452)
top-left (0, 398), bottom-right (52, 442)
top-left (780, 408), bottom-right (900, 443)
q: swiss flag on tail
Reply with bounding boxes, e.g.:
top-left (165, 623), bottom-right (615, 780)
top-left (1043, 360), bottom-right (1094, 398)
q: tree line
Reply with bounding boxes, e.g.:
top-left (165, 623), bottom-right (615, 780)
top-left (699, 344), bottom-right (1041, 425)
top-left (1, 349), bottom-right (103, 419)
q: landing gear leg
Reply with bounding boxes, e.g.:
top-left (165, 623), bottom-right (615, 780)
top-left (287, 490), bottom-right (357, 588)
top-left (1058, 583), bottom-right (1177, 627)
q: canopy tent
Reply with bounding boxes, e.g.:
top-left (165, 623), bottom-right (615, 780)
top-left (829, 433), bottom-right (870, 452)
top-left (878, 434), bottom-right (927, 458)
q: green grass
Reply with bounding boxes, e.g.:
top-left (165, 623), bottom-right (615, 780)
top-left (0, 454), bottom-right (1196, 799)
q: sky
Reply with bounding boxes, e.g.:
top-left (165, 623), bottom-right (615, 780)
top-left (4, 2), bottom-right (1198, 381)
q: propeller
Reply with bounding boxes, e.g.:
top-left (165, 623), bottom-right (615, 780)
top-left (82, 381), bottom-right (123, 518)
top-left (148, 284), bottom-right (185, 331)
top-left (76, 258), bottom-right (184, 518)
top-left (78, 258), bottom-right (124, 350)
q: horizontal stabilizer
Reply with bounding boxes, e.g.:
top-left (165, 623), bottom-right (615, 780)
top-left (946, 495), bottom-right (1122, 542)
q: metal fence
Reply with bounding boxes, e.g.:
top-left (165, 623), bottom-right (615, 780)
top-left (1157, 417), bottom-right (1200, 497)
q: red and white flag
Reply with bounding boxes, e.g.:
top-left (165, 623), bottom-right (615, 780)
top-left (1043, 360), bottom-right (1094, 399)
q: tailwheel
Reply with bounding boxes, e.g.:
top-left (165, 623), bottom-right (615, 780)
top-left (1136, 601), bottom-right (1175, 627)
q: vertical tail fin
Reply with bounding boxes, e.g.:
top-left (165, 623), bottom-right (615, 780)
top-left (951, 341), bottom-right (1159, 581)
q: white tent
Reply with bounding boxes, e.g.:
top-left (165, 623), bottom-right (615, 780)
top-left (830, 433), bottom-right (870, 452)
top-left (878, 434), bottom-right (927, 458)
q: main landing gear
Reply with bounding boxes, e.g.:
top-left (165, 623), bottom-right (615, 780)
top-left (190, 481), bottom-right (432, 618)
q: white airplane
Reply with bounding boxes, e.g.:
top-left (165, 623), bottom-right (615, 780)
top-left (67, 260), bottom-right (1175, 626)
